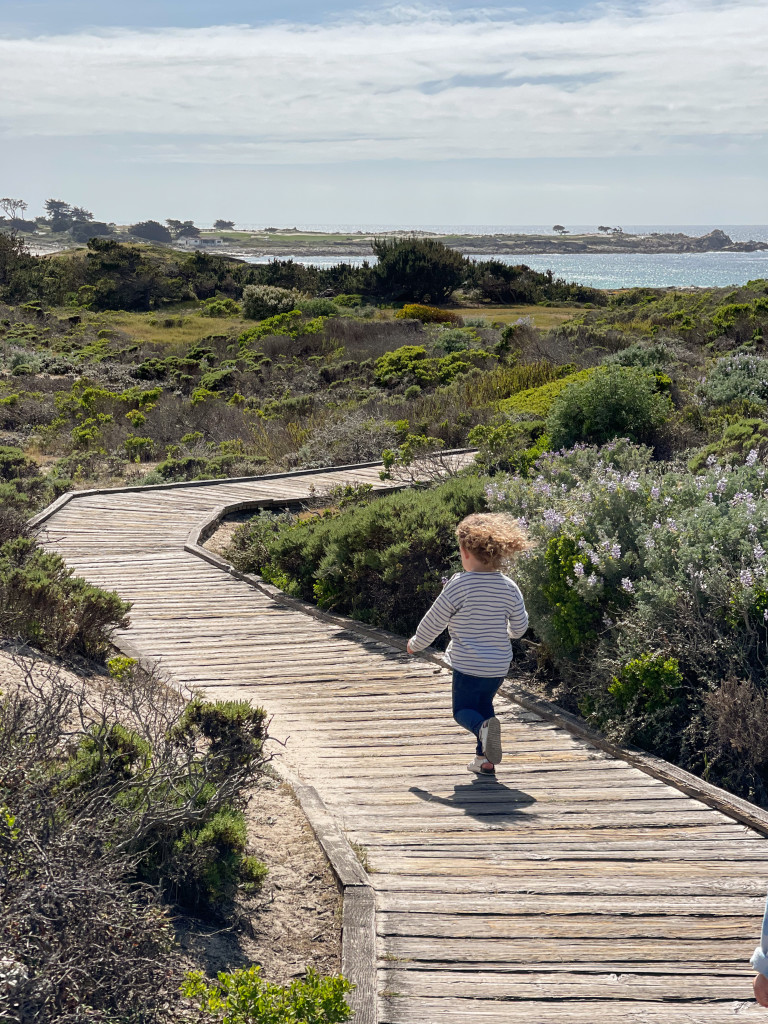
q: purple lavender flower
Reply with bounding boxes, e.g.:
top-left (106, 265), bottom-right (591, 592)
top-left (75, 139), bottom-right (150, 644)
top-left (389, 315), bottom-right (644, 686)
top-left (746, 449), bottom-right (759, 467)
top-left (542, 509), bottom-right (565, 529)
top-left (621, 578), bottom-right (634, 593)
top-left (651, 486), bottom-right (660, 500)
top-left (740, 568), bottom-right (754, 586)
top-left (573, 562), bottom-right (585, 578)
top-left (611, 543), bottom-right (621, 559)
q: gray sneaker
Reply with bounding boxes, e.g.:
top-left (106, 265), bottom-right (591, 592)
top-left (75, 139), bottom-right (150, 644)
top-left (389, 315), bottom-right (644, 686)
top-left (478, 717), bottom-right (502, 764)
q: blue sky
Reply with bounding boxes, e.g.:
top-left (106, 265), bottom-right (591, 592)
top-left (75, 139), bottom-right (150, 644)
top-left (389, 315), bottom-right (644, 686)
top-left (1, 1), bottom-right (766, 226)
top-left (0, 1), bottom-right (605, 33)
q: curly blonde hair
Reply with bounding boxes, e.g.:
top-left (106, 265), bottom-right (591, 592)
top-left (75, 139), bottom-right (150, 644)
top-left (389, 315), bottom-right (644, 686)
top-left (456, 513), bottom-right (531, 570)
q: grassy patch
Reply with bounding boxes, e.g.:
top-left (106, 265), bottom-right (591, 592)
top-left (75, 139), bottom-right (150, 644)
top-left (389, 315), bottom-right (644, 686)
top-left (498, 367), bottom-right (598, 416)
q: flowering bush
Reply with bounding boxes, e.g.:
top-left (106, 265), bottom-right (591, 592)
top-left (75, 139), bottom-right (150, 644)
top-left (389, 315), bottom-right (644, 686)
top-left (487, 438), bottom-right (768, 801)
top-left (241, 284), bottom-right (303, 320)
top-left (699, 353), bottom-right (768, 409)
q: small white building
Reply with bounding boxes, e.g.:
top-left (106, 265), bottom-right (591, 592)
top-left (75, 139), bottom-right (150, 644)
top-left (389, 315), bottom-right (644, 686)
top-left (176, 236), bottom-right (224, 248)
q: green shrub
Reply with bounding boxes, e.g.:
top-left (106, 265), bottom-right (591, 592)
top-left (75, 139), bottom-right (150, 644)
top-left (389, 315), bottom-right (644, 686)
top-left (182, 966), bottom-right (352, 1024)
top-left (199, 367), bottom-right (236, 391)
top-left (546, 364), bottom-right (671, 448)
top-left (172, 806), bottom-right (264, 909)
top-left (395, 303), bottom-right (462, 325)
top-left (541, 534), bottom-right (603, 654)
top-left (227, 475), bottom-right (487, 635)
top-left (605, 341), bottom-right (672, 370)
top-left (0, 445), bottom-right (36, 480)
top-left (468, 419), bottom-right (549, 474)
top-left (238, 309), bottom-right (325, 349)
top-left (297, 297), bottom-right (339, 317)
top-left (711, 301), bottom-right (756, 336)
top-left (609, 653), bottom-right (683, 714)
top-left (124, 434), bottom-right (155, 461)
top-left (0, 537), bottom-right (131, 656)
top-left (201, 296), bottom-right (241, 317)
top-left (434, 327), bottom-right (475, 352)
top-left (0, 660), bottom-right (270, 1023)
top-left (374, 344), bottom-right (494, 389)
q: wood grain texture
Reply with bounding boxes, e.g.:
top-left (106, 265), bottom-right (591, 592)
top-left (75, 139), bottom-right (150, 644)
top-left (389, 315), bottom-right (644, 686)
top-left (34, 460), bottom-right (768, 1024)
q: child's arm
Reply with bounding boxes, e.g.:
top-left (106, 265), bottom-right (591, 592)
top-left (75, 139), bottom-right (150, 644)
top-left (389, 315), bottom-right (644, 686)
top-left (506, 581), bottom-right (529, 639)
top-left (753, 896), bottom-right (768, 1006)
top-left (407, 583), bottom-right (459, 654)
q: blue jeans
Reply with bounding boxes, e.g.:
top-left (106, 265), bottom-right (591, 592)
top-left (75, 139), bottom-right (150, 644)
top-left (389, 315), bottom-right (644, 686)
top-left (452, 669), bottom-right (504, 755)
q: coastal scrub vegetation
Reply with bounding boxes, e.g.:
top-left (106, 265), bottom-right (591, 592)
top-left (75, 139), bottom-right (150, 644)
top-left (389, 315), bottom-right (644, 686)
top-left (4, 232), bottom-right (768, 810)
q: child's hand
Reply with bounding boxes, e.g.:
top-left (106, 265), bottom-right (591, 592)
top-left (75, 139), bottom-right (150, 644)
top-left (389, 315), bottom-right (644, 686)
top-left (755, 973), bottom-right (768, 1007)
top-left (406, 641), bottom-right (415, 654)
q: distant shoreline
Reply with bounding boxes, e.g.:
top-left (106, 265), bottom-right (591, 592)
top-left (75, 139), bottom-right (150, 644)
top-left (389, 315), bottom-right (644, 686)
top-left (18, 227), bottom-right (768, 262)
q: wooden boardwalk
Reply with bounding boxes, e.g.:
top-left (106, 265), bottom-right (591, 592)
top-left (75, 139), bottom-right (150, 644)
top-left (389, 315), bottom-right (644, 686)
top-left (36, 465), bottom-right (767, 1023)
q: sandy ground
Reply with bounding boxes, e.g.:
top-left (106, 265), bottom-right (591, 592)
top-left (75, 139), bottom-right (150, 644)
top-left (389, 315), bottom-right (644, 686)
top-left (0, 646), bottom-right (342, 984)
top-left (177, 775), bottom-right (341, 983)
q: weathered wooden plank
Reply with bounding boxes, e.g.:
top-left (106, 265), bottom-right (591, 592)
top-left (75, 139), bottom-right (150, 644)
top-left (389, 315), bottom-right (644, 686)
top-left (376, 893), bottom-right (767, 916)
top-left (343, 886), bottom-right (377, 1024)
top-left (378, 997), bottom-right (764, 1024)
top-left (378, 968), bottom-right (755, 1000)
top-left (377, 911), bottom-right (760, 939)
top-left (382, 935), bottom-right (755, 963)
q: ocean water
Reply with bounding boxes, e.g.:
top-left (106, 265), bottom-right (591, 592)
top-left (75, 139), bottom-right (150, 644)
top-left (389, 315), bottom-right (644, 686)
top-left (243, 250), bottom-right (768, 290)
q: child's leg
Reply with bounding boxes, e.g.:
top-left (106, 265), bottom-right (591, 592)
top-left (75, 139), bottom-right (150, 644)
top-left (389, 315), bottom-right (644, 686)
top-left (452, 670), bottom-right (504, 755)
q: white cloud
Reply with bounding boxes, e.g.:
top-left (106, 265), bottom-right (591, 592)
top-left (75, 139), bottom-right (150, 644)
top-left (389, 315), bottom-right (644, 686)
top-left (0, 1), bottom-right (766, 163)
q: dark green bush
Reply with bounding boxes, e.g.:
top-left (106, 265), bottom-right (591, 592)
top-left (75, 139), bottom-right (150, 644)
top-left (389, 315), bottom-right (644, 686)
top-left (0, 537), bottom-right (131, 655)
top-left (546, 364), bottom-right (671, 448)
top-left (228, 475), bottom-right (487, 635)
top-left (371, 236), bottom-right (466, 303)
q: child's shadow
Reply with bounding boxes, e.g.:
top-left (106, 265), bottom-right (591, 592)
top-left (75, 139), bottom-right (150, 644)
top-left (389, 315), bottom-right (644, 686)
top-left (409, 779), bottom-right (536, 823)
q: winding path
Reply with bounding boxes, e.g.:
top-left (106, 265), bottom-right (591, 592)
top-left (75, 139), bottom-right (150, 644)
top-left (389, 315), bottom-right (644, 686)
top-left (34, 463), bottom-right (767, 1023)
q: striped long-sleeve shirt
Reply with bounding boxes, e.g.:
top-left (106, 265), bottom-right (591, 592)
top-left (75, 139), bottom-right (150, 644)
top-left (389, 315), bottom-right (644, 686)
top-left (408, 571), bottom-right (528, 677)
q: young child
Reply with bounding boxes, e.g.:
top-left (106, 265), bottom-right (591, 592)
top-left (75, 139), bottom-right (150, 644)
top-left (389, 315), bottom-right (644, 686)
top-left (753, 895), bottom-right (768, 1007)
top-left (406, 512), bottom-right (529, 776)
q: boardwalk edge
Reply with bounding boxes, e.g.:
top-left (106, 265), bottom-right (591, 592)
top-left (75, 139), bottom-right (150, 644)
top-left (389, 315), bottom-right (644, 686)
top-left (275, 767), bottom-right (377, 1023)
